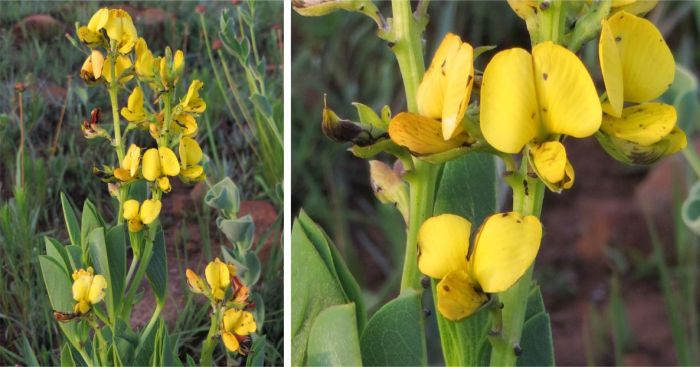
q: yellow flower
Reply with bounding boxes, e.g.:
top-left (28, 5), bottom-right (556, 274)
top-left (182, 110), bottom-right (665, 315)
top-left (599, 11), bottom-right (674, 118)
top-left (480, 41), bottom-right (601, 192)
top-left (77, 8), bottom-right (109, 48)
top-left (221, 308), bottom-right (257, 354)
top-left (610, 0), bottom-right (658, 16)
top-left (77, 8), bottom-right (137, 54)
top-left (71, 267), bottom-right (107, 315)
top-left (173, 113), bottom-right (198, 137)
top-left (388, 33), bottom-right (475, 155)
top-left (179, 80), bottom-right (206, 113)
top-left (103, 9), bottom-right (138, 54)
top-left (205, 258), bottom-right (232, 301)
top-left (418, 213), bottom-right (542, 321)
top-left (178, 137), bottom-right (203, 169)
top-left (185, 269), bottom-right (207, 294)
top-left (114, 144), bottom-right (141, 182)
top-left (142, 147), bottom-right (181, 192)
top-left (123, 199), bottom-right (162, 232)
top-left (80, 50), bottom-right (105, 85)
top-left (597, 11), bottom-right (686, 164)
top-left (121, 86), bottom-right (148, 124)
top-left (102, 55), bottom-right (133, 85)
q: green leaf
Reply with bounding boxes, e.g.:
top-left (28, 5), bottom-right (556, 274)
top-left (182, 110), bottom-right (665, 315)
top-left (44, 236), bottom-right (71, 275)
top-left (291, 217), bottom-right (347, 366)
top-left (432, 152), bottom-right (498, 366)
top-left (246, 336), bottom-right (267, 367)
top-left (80, 200), bottom-right (104, 255)
top-left (517, 284), bottom-right (554, 367)
top-left (360, 289), bottom-right (427, 366)
top-left (204, 177), bottom-right (241, 215)
top-left (106, 225), bottom-right (127, 314)
top-left (251, 94), bottom-right (273, 120)
top-left (297, 210), bottom-right (366, 330)
top-left (60, 343), bottom-right (76, 367)
top-left (434, 152), bottom-right (497, 224)
top-left (307, 303), bottom-right (363, 366)
top-left (244, 251), bottom-right (262, 286)
top-left (87, 227), bottom-right (118, 319)
top-left (65, 245), bottom-right (82, 270)
top-left (39, 255), bottom-right (78, 339)
top-left (60, 192), bottom-right (80, 247)
top-left (661, 65), bottom-right (699, 135)
top-left (217, 215), bottom-right (255, 249)
top-left (353, 102), bottom-right (387, 130)
top-left (146, 225), bottom-right (168, 304)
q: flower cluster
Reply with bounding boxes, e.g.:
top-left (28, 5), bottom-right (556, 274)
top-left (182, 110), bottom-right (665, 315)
top-left (315, 2), bottom-right (686, 323)
top-left (186, 258), bottom-right (257, 355)
top-left (71, 267), bottom-right (107, 316)
top-left (77, 8), bottom-right (207, 232)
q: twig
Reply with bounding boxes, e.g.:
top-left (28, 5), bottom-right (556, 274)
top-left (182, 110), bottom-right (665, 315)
top-left (51, 75), bottom-right (72, 156)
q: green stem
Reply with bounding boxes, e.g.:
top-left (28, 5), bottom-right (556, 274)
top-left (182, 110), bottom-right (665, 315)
top-left (200, 307), bottom-right (222, 366)
top-left (159, 91), bottom-right (172, 147)
top-left (682, 147), bottom-right (700, 179)
top-left (537, 0), bottom-right (566, 44)
top-left (401, 161), bottom-right (439, 291)
top-left (390, 0), bottom-right (425, 113)
top-left (108, 55), bottom-right (125, 163)
top-left (121, 232), bottom-right (155, 319)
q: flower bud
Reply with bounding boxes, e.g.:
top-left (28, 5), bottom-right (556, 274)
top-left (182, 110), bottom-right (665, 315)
top-left (369, 160), bottom-right (409, 223)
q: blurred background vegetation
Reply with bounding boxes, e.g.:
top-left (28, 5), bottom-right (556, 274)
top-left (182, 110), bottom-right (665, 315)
top-left (0, 1), bottom-right (282, 365)
top-left (292, 2), bottom-right (700, 365)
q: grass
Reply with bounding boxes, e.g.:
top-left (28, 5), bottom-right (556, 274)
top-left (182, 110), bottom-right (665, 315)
top-left (0, 1), bottom-right (283, 365)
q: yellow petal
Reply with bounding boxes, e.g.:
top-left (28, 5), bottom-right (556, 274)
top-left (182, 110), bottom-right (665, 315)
top-left (159, 147), bottom-right (181, 176)
top-left (221, 332), bottom-right (240, 353)
top-left (608, 11), bottom-right (674, 103)
top-left (532, 41), bottom-right (601, 138)
top-left (233, 311), bottom-right (257, 336)
top-left (90, 50), bottom-right (104, 79)
top-left (141, 148), bottom-right (161, 181)
top-left (470, 212), bottom-right (542, 293)
top-left (139, 199), bottom-right (161, 225)
top-left (480, 48), bottom-right (539, 153)
top-left (417, 34), bottom-right (461, 119)
top-left (88, 274), bottom-right (107, 305)
top-left (102, 55), bottom-right (133, 84)
top-left (72, 274), bottom-right (91, 302)
top-left (122, 86), bottom-right (146, 122)
top-left (417, 214), bottom-right (471, 279)
top-left (87, 8), bottom-right (109, 31)
top-left (601, 103), bottom-right (676, 146)
top-left (180, 165), bottom-right (205, 181)
top-left (530, 141), bottom-right (567, 184)
top-left (157, 177), bottom-right (171, 193)
top-left (179, 137), bottom-right (203, 169)
top-left (436, 270), bottom-right (488, 321)
top-left (612, 1), bottom-right (659, 17)
top-left (128, 218), bottom-right (143, 233)
top-left (186, 269), bottom-right (205, 293)
top-left (507, 0), bottom-right (538, 19)
top-left (599, 20), bottom-right (624, 118)
top-left (174, 113), bottom-right (198, 136)
top-left (181, 80), bottom-right (206, 113)
top-left (442, 42), bottom-right (474, 140)
top-left (123, 199), bottom-right (140, 220)
top-left (562, 160), bottom-right (575, 190)
top-left (205, 258), bottom-right (230, 297)
top-left (123, 144), bottom-right (141, 175)
top-left (388, 112), bottom-right (472, 156)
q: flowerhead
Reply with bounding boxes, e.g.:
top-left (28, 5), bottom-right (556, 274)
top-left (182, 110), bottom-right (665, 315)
top-left (418, 213), bottom-right (542, 321)
top-left (596, 11), bottom-right (686, 164)
top-left (179, 80), bottom-right (207, 113)
top-left (72, 267), bottom-right (107, 315)
top-left (77, 8), bottom-right (137, 54)
top-left (80, 50), bottom-right (105, 85)
top-left (142, 147), bottom-right (181, 192)
top-left (221, 308), bottom-right (257, 354)
top-left (113, 144), bottom-right (141, 182)
top-left (480, 41), bottom-right (601, 191)
top-left (123, 199), bottom-right (162, 232)
top-left (121, 86), bottom-right (149, 125)
top-left (388, 33), bottom-right (475, 155)
top-left (205, 257), bottom-right (235, 301)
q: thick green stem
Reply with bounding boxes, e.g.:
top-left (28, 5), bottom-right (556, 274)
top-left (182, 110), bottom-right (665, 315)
top-left (401, 161), bottom-right (439, 291)
top-left (537, 0), bottom-right (566, 44)
top-left (108, 53), bottom-right (127, 224)
top-left (390, 0), bottom-right (425, 113)
top-left (159, 91), bottom-right (172, 147)
top-left (200, 307), bottom-right (222, 366)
